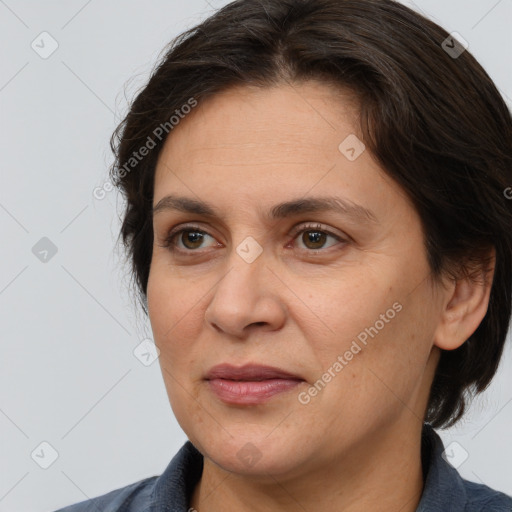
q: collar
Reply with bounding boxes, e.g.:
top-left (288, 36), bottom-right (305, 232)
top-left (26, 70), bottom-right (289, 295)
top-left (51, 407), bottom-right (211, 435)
top-left (147, 424), bottom-right (472, 511)
top-left (416, 423), bottom-right (468, 511)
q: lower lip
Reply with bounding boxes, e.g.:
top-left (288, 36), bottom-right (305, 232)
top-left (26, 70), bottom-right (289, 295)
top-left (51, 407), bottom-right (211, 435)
top-left (207, 378), bottom-right (302, 405)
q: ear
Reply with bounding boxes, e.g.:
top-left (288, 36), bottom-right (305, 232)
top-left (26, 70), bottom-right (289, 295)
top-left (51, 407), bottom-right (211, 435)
top-left (433, 247), bottom-right (496, 351)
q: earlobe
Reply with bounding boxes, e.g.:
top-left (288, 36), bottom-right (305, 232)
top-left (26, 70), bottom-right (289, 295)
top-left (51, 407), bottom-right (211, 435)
top-left (433, 249), bottom-right (495, 351)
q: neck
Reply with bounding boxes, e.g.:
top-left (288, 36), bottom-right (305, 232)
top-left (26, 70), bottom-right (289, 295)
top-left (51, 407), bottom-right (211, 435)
top-left (190, 421), bottom-right (425, 512)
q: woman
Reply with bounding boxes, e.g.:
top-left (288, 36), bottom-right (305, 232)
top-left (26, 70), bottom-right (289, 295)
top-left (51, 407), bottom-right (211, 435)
top-left (56, 0), bottom-right (512, 510)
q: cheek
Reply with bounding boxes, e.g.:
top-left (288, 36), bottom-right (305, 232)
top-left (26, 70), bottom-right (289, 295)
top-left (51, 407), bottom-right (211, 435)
top-left (306, 307), bottom-right (431, 436)
top-left (147, 257), bottom-right (233, 418)
top-left (301, 265), bottom-right (433, 403)
top-left (298, 266), bottom-right (392, 351)
top-left (147, 268), bottom-right (203, 416)
top-left (346, 291), bottom-right (434, 410)
top-left (148, 260), bottom-right (195, 336)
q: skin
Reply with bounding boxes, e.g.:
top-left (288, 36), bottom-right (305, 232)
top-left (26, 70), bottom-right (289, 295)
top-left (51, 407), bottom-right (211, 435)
top-left (146, 81), bottom-right (494, 512)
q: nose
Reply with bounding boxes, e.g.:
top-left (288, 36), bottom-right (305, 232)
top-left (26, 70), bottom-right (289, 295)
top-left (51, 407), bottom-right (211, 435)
top-left (204, 251), bottom-right (287, 339)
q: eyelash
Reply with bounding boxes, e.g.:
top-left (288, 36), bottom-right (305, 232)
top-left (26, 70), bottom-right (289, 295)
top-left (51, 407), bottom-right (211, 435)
top-left (159, 222), bottom-right (347, 254)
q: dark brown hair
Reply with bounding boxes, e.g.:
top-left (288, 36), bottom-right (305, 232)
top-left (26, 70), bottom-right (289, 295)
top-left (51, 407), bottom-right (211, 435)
top-left (109, 0), bottom-right (512, 428)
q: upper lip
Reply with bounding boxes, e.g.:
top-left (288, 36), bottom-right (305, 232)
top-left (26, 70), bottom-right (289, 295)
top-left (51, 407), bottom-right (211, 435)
top-left (205, 364), bottom-right (304, 381)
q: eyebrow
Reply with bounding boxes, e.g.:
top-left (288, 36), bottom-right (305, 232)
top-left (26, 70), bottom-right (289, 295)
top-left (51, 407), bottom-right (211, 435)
top-left (152, 194), bottom-right (378, 225)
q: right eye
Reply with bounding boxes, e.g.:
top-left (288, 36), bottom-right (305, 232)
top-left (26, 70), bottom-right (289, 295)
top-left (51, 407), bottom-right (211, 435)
top-left (159, 225), bottom-right (218, 253)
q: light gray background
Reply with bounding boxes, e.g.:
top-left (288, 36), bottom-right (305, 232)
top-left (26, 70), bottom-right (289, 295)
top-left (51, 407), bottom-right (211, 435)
top-left (0, 1), bottom-right (511, 510)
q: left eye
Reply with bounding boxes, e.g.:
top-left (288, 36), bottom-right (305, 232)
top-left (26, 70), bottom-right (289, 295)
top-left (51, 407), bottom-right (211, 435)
top-left (292, 224), bottom-right (345, 251)
top-left (160, 223), bottom-right (346, 253)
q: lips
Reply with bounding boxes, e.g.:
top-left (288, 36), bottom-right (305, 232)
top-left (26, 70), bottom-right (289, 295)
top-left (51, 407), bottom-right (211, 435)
top-left (205, 364), bottom-right (304, 405)
top-left (205, 363), bottom-right (303, 381)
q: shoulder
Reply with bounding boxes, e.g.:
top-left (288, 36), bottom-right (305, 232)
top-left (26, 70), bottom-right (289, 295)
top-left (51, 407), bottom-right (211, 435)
top-left (462, 479), bottom-right (512, 512)
top-left (52, 441), bottom-right (203, 512)
top-left (418, 424), bottom-right (512, 511)
top-left (53, 476), bottom-right (157, 512)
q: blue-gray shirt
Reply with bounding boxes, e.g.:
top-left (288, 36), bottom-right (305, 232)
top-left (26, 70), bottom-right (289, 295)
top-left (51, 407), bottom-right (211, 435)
top-left (54, 424), bottom-right (512, 511)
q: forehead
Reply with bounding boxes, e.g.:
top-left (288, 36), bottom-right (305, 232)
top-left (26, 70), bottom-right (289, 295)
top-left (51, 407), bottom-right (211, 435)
top-left (154, 82), bottom-right (362, 176)
top-left (152, 82), bottom-right (411, 227)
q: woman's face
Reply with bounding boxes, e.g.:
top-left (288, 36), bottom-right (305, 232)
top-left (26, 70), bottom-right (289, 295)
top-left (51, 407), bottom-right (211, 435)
top-left (147, 81), bottom-right (445, 478)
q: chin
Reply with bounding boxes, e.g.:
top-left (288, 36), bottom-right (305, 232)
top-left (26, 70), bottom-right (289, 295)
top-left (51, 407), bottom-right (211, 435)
top-left (191, 429), bottom-right (305, 476)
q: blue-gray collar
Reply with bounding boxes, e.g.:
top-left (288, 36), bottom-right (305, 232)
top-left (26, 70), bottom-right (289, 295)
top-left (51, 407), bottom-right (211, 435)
top-left (146, 424), bottom-right (512, 511)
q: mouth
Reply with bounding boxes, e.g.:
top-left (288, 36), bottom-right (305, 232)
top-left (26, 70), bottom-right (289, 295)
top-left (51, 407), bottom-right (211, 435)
top-left (205, 363), bottom-right (305, 405)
